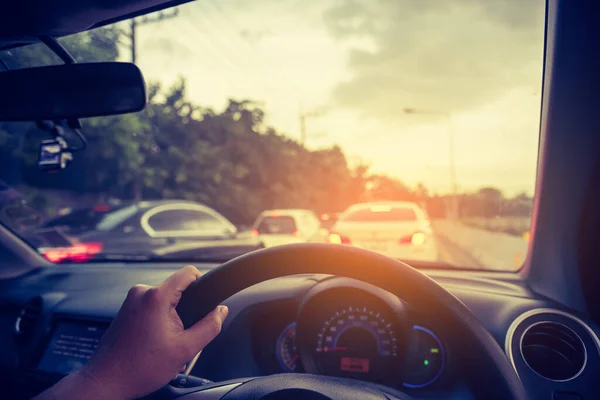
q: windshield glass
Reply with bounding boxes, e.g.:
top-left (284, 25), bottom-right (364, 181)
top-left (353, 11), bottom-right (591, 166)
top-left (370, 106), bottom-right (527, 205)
top-left (0, 0), bottom-right (545, 270)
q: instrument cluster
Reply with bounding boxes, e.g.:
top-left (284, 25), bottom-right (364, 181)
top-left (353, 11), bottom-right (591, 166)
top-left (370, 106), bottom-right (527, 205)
top-left (271, 280), bottom-right (447, 390)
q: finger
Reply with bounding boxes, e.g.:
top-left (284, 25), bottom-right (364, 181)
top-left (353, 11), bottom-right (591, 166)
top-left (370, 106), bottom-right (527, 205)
top-left (158, 265), bottom-right (202, 306)
top-left (180, 305), bottom-right (228, 356)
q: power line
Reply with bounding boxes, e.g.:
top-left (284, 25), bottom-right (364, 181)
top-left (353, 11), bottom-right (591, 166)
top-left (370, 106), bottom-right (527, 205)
top-left (126, 8), bottom-right (180, 63)
top-left (206, 0), bottom-right (302, 98)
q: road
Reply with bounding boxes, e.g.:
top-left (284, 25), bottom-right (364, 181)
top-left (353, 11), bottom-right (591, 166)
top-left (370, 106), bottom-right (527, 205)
top-left (432, 220), bottom-right (529, 271)
top-left (435, 233), bottom-right (483, 269)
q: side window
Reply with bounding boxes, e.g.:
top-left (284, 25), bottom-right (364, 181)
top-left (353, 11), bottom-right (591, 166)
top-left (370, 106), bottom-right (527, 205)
top-left (147, 209), bottom-right (226, 233)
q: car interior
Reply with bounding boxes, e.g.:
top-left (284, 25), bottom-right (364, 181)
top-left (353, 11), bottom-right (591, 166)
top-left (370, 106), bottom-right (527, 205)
top-left (1, 0), bottom-right (600, 399)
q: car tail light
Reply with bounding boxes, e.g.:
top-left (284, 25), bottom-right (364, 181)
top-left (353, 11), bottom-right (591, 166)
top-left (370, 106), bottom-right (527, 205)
top-left (42, 242), bottom-right (103, 263)
top-left (293, 230), bottom-right (302, 238)
top-left (329, 233), bottom-right (351, 245)
top-left (251, 229), bottom-right (259, 238)
top-left (399, 232), bottom-right (427, 245)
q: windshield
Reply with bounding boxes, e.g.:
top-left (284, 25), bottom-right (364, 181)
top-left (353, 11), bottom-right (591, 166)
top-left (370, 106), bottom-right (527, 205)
top-left (0, 0), bottom-right (545, 270)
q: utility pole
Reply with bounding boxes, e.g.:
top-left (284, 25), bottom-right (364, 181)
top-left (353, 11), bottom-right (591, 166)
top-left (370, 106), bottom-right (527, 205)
top-left (127, 8), bottom-right (179, 64)
top-left (125, 9), bottom-right (179, 201)
top-left (403, 107), bottom-right (459, 219)
top-left (299, 107), bottom-right (328, 146)
top-left (299, 113), bottom-right (307, 145)
top-left (130, 19), bottom-right (136, 64)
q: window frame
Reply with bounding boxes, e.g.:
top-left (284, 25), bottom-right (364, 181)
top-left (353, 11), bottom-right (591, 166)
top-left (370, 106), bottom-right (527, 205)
top-left (140, 203), bottom-right (236, 238)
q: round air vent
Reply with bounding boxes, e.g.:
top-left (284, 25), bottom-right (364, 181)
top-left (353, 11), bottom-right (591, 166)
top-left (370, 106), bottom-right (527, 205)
top-left (521, 321), bottom-right (586, 381)
top-left (15, 297), bottom-right (42, 337)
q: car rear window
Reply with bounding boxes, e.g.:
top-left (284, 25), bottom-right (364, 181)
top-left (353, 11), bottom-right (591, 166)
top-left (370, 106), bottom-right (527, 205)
top-left (256, 216), bottom-right (297, 234)
top-left (342, 207), bottom-right (418, 222)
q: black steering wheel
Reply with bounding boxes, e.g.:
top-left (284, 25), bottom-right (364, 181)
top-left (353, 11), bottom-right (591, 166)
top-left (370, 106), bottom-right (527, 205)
top-left (173, 244), bottom-right (527, 400)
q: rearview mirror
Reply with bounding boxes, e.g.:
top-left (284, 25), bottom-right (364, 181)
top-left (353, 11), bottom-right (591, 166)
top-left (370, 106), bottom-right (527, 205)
top-left (0, 62), bottom-right (146, 121)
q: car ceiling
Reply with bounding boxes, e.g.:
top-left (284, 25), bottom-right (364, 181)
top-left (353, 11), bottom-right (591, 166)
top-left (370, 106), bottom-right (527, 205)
top-left (0, 0), bottom-right (192, 50)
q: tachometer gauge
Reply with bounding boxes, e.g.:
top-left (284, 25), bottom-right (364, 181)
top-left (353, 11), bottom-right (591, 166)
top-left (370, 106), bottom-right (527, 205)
top-left (276, 322), bottom-right (303, 372)
top-left (314, 305), bottom-right (398, 381)
top-left (402, 325), bottom-right (445, 388)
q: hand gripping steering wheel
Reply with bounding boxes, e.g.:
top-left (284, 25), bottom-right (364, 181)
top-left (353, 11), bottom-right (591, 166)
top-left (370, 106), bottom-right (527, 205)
top-left (174, 244), bottom-right (527, 400)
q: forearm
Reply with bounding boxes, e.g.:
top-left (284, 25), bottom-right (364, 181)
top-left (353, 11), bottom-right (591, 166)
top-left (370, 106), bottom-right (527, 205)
top-left (33, 369), bottom-right (126, 400)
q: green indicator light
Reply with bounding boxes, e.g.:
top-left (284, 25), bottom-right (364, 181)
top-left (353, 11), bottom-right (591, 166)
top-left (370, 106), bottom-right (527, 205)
top-left (430, 348), bottom-right (439, 354)
top-left (424, 360), bottom-right (429, 366)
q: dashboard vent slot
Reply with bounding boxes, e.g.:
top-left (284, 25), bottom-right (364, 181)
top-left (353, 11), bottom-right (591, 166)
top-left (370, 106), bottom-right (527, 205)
top-left (15, 297), bottom-right (42, 337)
top-left (521, 321), bottom-right (586, 381)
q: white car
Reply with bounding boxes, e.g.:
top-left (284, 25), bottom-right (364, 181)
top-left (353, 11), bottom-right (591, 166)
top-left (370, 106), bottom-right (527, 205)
top-left (252, 209), bottom-right (325, 247)
top-left (328, 202), bottom-right (439, 262)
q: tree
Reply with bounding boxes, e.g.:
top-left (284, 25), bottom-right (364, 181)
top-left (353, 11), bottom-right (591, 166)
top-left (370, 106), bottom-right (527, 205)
top-left (364, 175), bottom-right (416, 202)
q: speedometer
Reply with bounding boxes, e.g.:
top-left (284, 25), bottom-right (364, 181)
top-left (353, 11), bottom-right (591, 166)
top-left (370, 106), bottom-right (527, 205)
top-left (314, 305), bottom-right (398, 381)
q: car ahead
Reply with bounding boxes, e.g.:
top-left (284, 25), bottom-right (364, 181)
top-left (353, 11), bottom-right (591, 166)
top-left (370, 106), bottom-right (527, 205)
top-left (39, 200), bottom-right (263, 262)
top-left (318, 212), bottom-right (341, 231)
top-left (328, 202), bottom-right (439, 262)
top-left (251, 209), bottom-right (326, 247)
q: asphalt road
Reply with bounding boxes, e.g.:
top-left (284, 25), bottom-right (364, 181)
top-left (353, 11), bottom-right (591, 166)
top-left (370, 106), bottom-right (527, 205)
top-left (435, 234), bottom-right (483, 269)
top-left (431, 220), bottom-right (528, 271)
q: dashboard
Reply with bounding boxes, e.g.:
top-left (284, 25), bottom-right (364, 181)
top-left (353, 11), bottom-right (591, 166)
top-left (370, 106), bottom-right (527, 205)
top-left (0, 263), bottom-right (599, 399)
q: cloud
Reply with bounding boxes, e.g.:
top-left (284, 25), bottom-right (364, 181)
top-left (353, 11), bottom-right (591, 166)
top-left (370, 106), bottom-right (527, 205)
top-left (323, 0), bottom-right (545, 119)
top-left (239, 28), bottom-right (271, 44)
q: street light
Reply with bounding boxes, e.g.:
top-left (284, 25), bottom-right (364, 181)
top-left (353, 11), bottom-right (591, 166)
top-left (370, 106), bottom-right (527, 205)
top-left (402, 108), bottom-right (459, 220)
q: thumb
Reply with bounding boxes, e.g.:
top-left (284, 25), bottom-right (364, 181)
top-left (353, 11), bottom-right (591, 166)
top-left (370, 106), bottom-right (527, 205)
top-left (180, 305), bottom-right (229, 356)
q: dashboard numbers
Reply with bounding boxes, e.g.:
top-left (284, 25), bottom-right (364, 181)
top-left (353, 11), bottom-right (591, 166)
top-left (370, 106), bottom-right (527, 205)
top-left (314, 305), bottom-right (398, 381)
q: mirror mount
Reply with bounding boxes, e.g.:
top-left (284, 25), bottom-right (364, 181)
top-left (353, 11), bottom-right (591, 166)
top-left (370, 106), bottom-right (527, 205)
top-left (35, 120), bottom-right (87, 172)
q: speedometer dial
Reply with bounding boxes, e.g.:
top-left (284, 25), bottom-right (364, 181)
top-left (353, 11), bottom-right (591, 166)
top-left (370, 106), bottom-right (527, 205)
top-left (314, 305), bottom-right (398, 381)
top-left (402, 325), bottom-right (445, 388)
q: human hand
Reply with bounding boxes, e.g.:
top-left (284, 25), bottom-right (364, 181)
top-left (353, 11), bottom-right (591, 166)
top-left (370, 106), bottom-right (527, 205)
top-left (40, 266), bottom-right (228, 400)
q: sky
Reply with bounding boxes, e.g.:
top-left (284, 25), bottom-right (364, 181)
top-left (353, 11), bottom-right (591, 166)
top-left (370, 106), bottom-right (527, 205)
top-left (117, 0), bottom-right (546, 197)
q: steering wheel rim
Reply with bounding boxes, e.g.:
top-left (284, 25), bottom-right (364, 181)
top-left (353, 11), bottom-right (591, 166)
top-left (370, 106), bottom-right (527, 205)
top-left (176, 243), bottom-right (527, 400)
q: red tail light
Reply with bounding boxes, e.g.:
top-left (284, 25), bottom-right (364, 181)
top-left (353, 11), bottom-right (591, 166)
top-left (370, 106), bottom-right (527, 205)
top-left (399, 232), bottom-right (427, 245)
top-left (43, 242), bottom-right (103, 263)
top-left (329, 233), bottom-right (351, 245)
top-left (251, 229), bottom-right (259, 238)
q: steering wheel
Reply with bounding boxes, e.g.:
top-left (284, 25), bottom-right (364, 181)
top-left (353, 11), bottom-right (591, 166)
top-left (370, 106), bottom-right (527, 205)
top-left (173, 244), bottom-right (527, 400)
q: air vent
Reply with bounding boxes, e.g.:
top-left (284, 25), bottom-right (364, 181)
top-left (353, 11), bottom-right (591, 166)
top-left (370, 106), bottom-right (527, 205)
top-left (15, 297), bottom-right (42, 337)
top-left (521, 321), bottom-right (586, 381)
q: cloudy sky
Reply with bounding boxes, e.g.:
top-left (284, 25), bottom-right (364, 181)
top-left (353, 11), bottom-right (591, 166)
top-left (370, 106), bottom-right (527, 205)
top-left (119, 0), bottom-right (546, 196)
